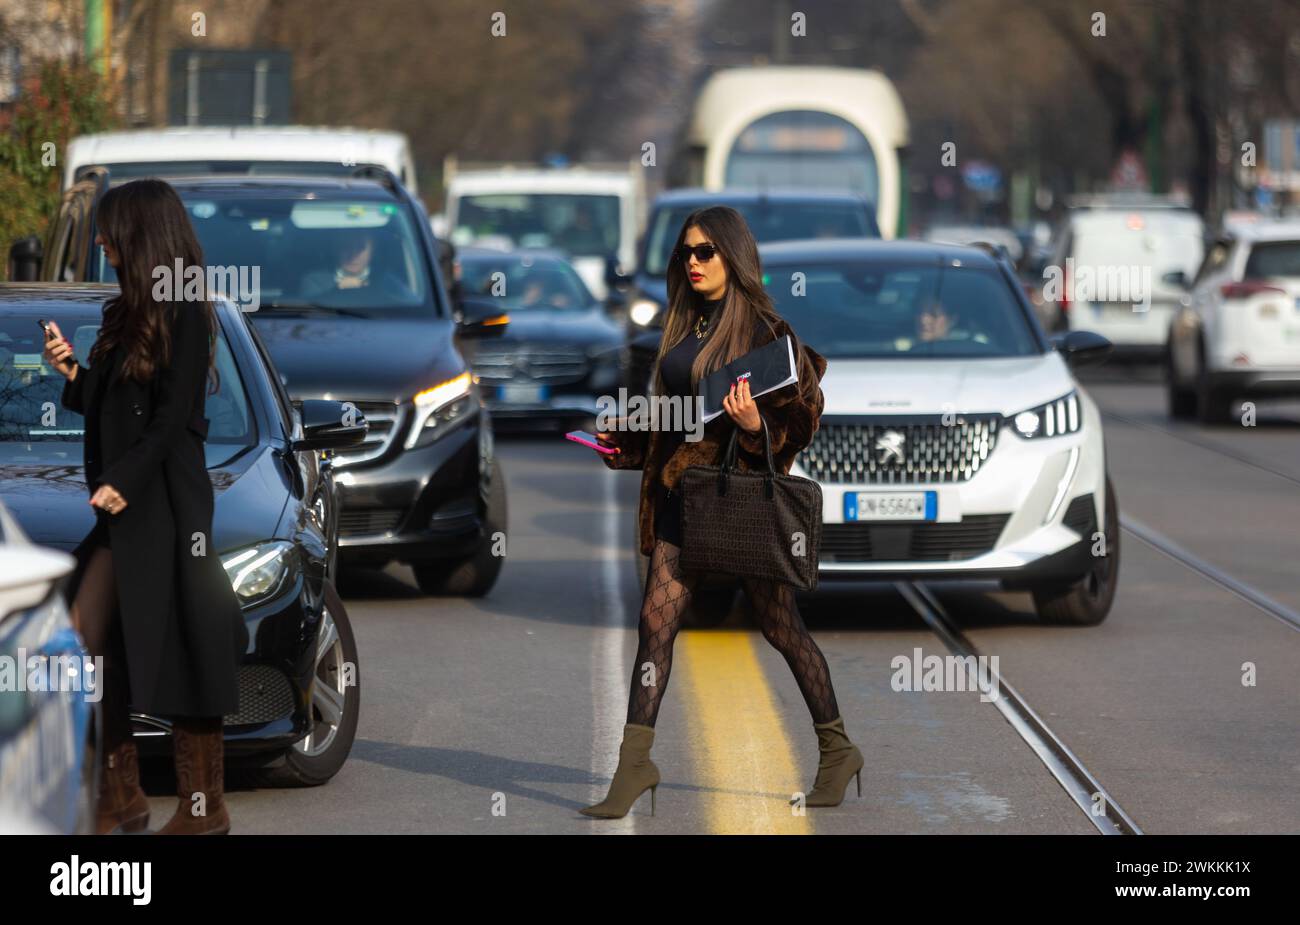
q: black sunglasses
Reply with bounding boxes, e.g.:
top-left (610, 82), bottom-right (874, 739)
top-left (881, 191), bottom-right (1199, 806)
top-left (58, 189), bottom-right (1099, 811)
top-left (675, 243), bottom-right (718, 263)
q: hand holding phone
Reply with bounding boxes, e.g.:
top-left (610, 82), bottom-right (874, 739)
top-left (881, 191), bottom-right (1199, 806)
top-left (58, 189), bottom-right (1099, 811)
top-left (565, 430), bottom-right (620, 456)
top-left (41, 319), bottom-right (78, 381)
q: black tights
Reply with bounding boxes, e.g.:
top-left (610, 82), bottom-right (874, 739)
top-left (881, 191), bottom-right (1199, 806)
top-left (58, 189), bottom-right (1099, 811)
top-left (626, 539), bottom-right (840, 727)
top-left (71, 546), bottom-right (133, 751)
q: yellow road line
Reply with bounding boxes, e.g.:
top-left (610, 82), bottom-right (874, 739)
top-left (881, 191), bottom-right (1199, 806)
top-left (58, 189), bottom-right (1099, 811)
top-left (677, 629), bottom-right (814, 834)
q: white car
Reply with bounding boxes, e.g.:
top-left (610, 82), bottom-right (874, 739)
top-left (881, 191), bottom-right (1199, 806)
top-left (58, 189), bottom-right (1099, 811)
top-left (1047, 197), bottom-right (1204, 352)
top-left (762, 239), bottom-right (1119, 625)
top-left (64, 126), bottom-right (418, 193)
top-left (1166, 220), bottom-right (1300, 423)
top-left (0, 499), bottom-right (93, 834)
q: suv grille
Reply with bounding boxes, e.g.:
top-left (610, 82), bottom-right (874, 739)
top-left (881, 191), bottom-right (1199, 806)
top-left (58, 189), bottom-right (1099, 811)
top-left (338, 507), bottom-right (405, 537)
top-left (799, 416), bottom-right (1000, 484)
top-left (473, 348), bottom-right (589, 386)
top-left (821, 515), bottom-right (1010, 563)
top-left (332, 400), bottom-right (401, 467)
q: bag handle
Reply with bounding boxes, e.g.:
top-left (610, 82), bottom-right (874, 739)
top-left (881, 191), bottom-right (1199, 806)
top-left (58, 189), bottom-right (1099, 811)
top-left (716, 415), bottom-right (777, 499)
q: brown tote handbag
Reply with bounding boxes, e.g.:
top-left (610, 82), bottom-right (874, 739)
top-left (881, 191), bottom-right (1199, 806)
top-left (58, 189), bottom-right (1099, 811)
top-left (678, 418), bottom-right (822, 591)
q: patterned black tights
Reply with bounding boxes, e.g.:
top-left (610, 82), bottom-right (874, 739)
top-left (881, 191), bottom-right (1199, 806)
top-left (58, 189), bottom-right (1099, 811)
top-left (740, 577), bottom-right (840, 724)
top-left (625, 539), bottom-right (840, 727)
top-left (626, 540), bottom-right (698, 727)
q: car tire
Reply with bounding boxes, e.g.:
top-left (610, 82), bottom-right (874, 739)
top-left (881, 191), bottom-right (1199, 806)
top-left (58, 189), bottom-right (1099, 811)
top-left (1031, 477), bottom-right (1120, 626)
top-left (257, 580), bottom-right (360, 787)
top-left (413, 458), bottom-right (507, 597)
top-left (1165, 343), bottom-right (1196, 419)
top-left (1195, 362), bottom-right (1235, 425)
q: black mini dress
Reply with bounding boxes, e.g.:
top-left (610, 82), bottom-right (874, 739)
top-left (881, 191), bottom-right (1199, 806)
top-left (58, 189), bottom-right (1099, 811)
top-left (653, 297), bottom-right (723, 547)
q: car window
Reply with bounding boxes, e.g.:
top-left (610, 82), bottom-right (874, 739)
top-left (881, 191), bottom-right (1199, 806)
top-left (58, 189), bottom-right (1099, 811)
top-left (176, 194), bottom-right (434, 313)
top-left (0, 309), bottom-right (256, 468)
top-left (644, 201), bottom-right (878, 276)
top-left (763, 259), bottom-right (1039, 359)
top-left (1243, 241), bottom-right (1300, 279)
top-left (456, 254), bottom-right (594, 310)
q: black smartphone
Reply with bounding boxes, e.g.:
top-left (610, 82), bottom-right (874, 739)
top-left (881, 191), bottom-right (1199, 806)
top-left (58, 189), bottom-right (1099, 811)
top-left (37, 318), bottom-right (52, 340)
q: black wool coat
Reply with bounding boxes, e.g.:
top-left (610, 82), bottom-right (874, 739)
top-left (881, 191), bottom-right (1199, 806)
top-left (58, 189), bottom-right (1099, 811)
top-left (602, 316), bottom-right (827, 557)
top-left (62, 300), bottom-right (247, 718)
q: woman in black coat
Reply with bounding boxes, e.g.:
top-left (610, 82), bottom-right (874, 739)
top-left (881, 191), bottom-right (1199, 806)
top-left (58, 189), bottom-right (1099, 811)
top-left (578, 206), bottom-right (863, 819)
top-left (43, 178), bottom-right (247, 835)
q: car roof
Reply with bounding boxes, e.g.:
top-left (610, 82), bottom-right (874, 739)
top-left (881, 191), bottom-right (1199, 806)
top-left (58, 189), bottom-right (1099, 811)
top-left (0, 285), bottom-right (245, 325)
top-left (160, 175), bottom-right (400, 198)
top-left (652, 186), bottom-right (874, 207)
top-left (757, 238), bottom-right (1004, 268)
top-left (1224, 219), bottom-right (1300, 243)
top-left (0, 284), bottom-right (117, 309)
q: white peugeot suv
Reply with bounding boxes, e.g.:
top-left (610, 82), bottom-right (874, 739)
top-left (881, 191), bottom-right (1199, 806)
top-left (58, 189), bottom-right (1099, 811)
top-left (1165, 219), bottom-right (1300, 423)
top-left (761, 239), bottom-right (1119, 625)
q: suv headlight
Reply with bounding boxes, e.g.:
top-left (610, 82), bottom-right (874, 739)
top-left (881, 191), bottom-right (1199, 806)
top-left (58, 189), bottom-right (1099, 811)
top-left (221, 541), bottom-right (294, 606)
top-left (406, 371), bottom-right (474, 449)
top-left (629, 298), bottom-right (661, 328)
top-left (1009, 391), bottom-right (1081, 438)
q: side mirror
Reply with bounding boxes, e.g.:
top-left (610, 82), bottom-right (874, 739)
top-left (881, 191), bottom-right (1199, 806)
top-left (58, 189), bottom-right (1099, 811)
top-left (454, 296), bottom-right (509, 337)
top-left (8, 236), bottom-right (43, 282)
top-left (1161, 269), bottom-right (1190, 290)
top-left (1049, 330), bottom-right (1112, 368)
top-left (292, 399), bottom-right (369, 451)
top-left (604, 254), bottom-right (629, 291)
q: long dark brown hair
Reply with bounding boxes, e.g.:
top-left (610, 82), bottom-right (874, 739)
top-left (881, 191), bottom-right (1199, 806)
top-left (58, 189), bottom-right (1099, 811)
top-left (89, 178), bottom-right (218, 392)
top-left (655, 206), bottom-right (785, 394)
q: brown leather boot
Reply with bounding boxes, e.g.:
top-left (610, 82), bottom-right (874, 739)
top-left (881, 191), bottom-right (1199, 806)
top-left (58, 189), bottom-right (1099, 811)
top-left (95, 741), bottom-right (150, 834)
top-left (155, 716), bottom-right (230, 835)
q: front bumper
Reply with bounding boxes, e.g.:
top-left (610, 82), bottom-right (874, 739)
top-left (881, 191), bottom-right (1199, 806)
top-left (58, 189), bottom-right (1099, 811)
top-left (807, 415), bottom-right (1107, 587)
top-left (333, 410), bottom-right (487, 567)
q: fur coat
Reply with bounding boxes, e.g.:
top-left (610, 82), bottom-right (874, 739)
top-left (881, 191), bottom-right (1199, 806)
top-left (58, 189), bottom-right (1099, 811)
top-left (602, 316), bottom-right (827, 556)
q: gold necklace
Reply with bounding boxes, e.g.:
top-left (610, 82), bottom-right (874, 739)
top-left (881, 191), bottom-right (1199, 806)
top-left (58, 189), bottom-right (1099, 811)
top-left (693, 313), bottom-right (709, 339)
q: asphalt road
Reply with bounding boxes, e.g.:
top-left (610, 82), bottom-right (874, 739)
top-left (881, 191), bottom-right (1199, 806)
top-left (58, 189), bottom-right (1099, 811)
top-left (141, 364), bottom-right (1300, 834)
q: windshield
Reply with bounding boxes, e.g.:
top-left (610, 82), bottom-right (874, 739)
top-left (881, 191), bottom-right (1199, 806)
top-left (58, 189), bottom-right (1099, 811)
top-left (725, 110), bottom-right (880, 204)
top-left (452, 193), bottom-right (620, 258)
top-left (762, 259), bottom-right (1040, 359)
top-left (456, 253), bottom-right (595, 310)
top-left (0, 311), bottom-right (255, 468)
top-left (103, 195), bottom-right (435, 313)
top-left (644, 200), bottom-right (878, 277)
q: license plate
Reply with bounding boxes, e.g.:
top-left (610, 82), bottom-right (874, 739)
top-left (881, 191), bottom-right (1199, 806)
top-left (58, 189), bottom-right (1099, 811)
top-left (844, 491), bottom-right (936, 522)
top-left (497, 383), bottom-right (548, 403)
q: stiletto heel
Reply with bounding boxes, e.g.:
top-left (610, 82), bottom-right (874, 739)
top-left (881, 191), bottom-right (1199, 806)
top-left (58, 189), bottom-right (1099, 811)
top-left (650, 784), bottom-right (656, 816)
top-left (855, 769), bottom-right (861, 797)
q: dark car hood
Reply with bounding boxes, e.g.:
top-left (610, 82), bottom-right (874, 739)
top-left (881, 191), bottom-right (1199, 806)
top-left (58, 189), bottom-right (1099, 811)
top-left (0, 445), bottom-right (285, 556)
top-left (247, 312), bottom-right (465, 401)
top-left (489, 307), bottom-right (622, 349)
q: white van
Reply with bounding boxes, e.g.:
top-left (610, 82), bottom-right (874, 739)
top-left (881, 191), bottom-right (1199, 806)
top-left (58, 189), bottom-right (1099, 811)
top-left (438, 158), bottom-right (644, 300)
top-left (1048, 197), bottom-right (1205, 350)
top-left (64, 126), bottom-right (417, 193)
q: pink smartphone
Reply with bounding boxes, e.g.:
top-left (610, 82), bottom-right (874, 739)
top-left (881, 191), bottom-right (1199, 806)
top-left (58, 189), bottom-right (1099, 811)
top-left (565, 431), bottom-right (620, 455)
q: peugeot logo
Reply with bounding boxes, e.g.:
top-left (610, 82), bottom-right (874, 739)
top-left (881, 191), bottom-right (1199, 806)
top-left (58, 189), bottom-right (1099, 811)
top-left (875, 430), bottom-right (906, 464)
